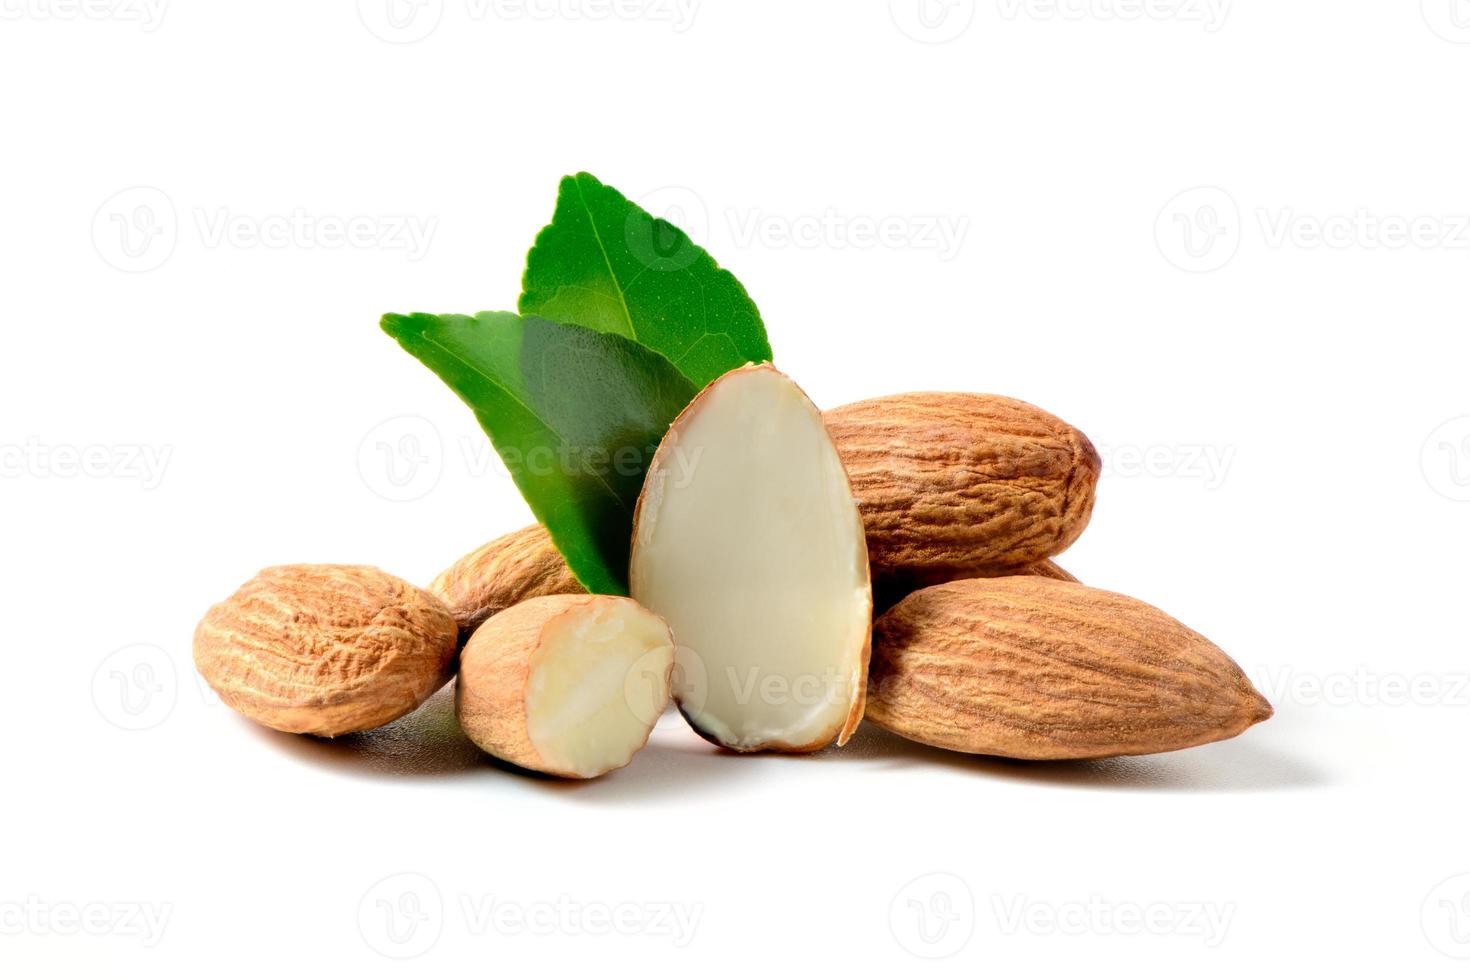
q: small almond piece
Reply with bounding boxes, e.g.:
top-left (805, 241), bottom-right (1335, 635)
top-left (193, 565), bottom-right (458, 737)
top-left (824, 393), bottom-right (1100, 582)
top-left (429, 525), bottom-right (584, 641)
top-left (456, 595), bottom-right (675, 779)
top-left (867, 577), bottom-right (1272, 759)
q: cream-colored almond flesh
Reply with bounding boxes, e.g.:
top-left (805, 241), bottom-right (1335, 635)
top-left (456, 595), bottom-right (675, 779)
top-left (630, 364), bottom-right (873, 753)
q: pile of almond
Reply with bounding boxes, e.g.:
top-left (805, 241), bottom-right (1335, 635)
top-left (194, 368), bottom-right (1271, 778)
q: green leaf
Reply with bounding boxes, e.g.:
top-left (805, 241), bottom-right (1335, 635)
top-left (380, 311), bottom-right (697, 596)
top-left (519, 171), bottom-right (773, 388)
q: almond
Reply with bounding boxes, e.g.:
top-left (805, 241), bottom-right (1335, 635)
top-left (873, 558), bottom-right (1076, 615)
top-left (630, 365), bottom-right (873, 753)
top-left (456, 594), bottom-right (675, 778)
top-left (429, 525), bottom-right (584, 642)
top-left (193, 565), bottom-right (457, 737)
top-left (866, 577), bottom-right (1271, 759)
top-left (824, 393), bottom-right (1099, 583)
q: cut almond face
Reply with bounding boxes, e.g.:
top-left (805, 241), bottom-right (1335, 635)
top-left (456, 595), bottom-right (675, 778)
top-left (630, 364), bottom-right (873, 753)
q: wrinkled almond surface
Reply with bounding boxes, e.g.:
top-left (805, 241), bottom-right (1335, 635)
top-left (867, 577), bottom-right (1272, 759)
top-left (825, 393), bottom-right (1099, 582)
top-left (429, 525), bottom-right (584, 642)
top-left (194, 564), bottom-right (457, 737)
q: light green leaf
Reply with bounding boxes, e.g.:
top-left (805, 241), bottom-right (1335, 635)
top-left (381, 311), bottom-right (697, 596)
top-left (519, 171), bottom-right (773, 388)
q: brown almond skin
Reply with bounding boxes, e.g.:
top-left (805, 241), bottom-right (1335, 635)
top-left (455, 594), bottom-right (673, 778)
top-left (193, 565), bottom-right (458, 737)
top-left (429, 525), bottom-right (585, 643)
top-left (873, 558), bottom-right (1077, 616)
top-left (867, 577), bottom-right (1272, 760)
top-left (824, 393), bottom-right (1099, 583)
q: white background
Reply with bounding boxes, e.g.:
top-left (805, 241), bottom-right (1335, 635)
top-left (3, 1), bottom-right (1469, 975)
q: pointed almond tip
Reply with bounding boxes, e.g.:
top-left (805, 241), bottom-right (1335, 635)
top-left (1249, 690), bottom-right (1275, 725)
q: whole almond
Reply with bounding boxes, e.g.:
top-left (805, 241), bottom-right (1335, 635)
top-left (867, 577), bottom-right (1271, 759)
top-left (193, 564), bottom-right (457, 737)
top-left (429, 525), bottom-right (584, 642)
top-left (824, 393), bottom-right (1099, 582)
top-left (873, 558), bottom-right (1076, 616)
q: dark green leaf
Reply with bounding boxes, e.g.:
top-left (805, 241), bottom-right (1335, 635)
top-left (519, 171), bottom-right (773, 388)
top-left (380, 311), bottom-right (697, 596)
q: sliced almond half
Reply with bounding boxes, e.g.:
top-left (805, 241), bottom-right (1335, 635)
top-left (456, 595), bottom-right (675, 778)
top-left (630, 364), bottom-right (873, 753)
